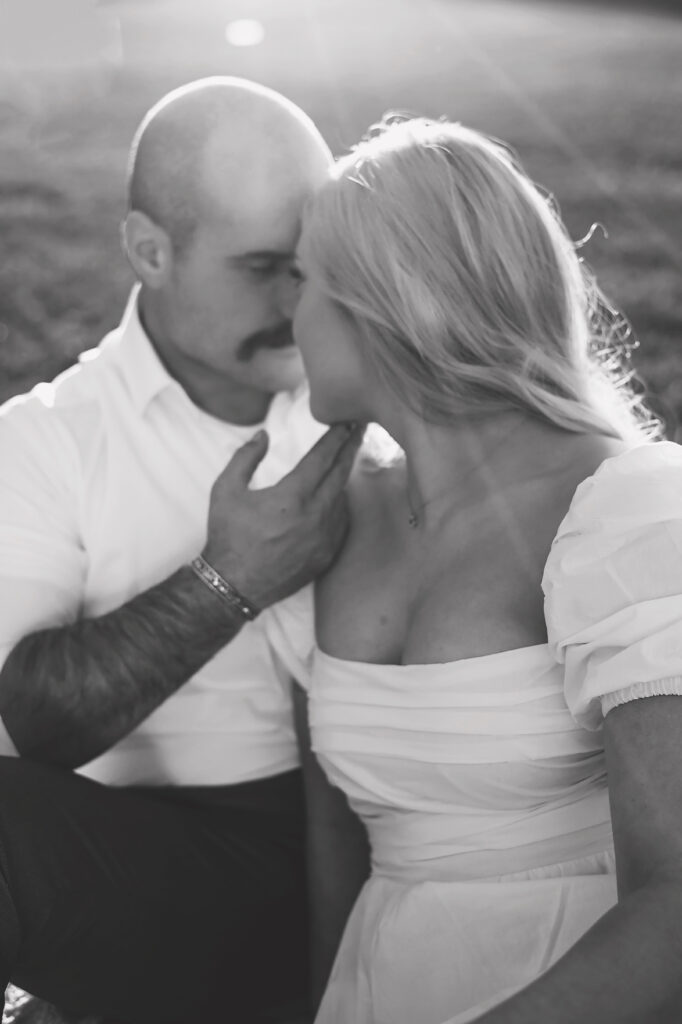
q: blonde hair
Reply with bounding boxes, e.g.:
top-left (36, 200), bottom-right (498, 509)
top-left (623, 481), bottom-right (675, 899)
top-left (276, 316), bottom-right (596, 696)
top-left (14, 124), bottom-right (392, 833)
top-left (301, 116), bottom-right (658, 443)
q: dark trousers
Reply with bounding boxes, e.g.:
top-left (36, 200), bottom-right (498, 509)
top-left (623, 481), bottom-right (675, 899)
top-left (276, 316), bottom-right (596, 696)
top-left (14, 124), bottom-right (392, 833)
top-left (0, 757), bottom-right (308, 1024)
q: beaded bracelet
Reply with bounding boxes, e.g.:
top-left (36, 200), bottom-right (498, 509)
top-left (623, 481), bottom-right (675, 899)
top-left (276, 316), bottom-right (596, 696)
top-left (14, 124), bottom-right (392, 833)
top-left (189, 555), bottom-right (260, 622)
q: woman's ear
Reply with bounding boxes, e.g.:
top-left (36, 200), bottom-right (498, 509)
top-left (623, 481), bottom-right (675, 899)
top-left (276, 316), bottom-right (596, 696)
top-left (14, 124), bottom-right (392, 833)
top-left (121, 211), bottom-right (174, 289)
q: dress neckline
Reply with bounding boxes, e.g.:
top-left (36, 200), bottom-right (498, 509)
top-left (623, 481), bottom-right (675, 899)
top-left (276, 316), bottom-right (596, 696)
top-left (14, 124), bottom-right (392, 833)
top-left (313, 641), bottom-right (551, 673)
top-left (310, 442), bottom-right (671, 677)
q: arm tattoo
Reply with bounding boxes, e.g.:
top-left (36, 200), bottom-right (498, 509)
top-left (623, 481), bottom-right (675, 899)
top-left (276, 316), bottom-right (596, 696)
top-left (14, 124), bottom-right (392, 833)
top-left (0, 567), bottom-right (247, 767)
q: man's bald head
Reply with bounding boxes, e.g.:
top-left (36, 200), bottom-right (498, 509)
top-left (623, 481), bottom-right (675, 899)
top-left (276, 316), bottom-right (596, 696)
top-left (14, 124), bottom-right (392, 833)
top-left (128, 76), bottom-right (331, 254)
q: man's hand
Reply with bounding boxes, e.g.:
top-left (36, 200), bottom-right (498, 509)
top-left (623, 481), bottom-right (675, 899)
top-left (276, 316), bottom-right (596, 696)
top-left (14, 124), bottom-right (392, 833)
top-left (203, 423), bottom-right (364, 609)
top-left (0, 424), bottom-right (365, 765)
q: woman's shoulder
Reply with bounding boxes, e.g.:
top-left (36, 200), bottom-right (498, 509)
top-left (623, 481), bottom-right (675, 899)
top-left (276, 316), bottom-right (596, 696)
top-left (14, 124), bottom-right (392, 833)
top-left (554, 439), bottom-right (682, 540)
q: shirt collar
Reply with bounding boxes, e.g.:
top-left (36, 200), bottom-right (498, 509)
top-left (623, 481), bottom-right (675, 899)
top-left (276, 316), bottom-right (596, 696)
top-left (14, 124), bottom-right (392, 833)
top-left (114, 285), bottom-right (179, 416)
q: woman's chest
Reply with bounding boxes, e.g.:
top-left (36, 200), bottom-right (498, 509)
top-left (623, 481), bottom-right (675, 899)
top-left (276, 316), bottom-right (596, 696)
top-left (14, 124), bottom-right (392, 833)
top-left (315, 505), bottom-right (551, 666)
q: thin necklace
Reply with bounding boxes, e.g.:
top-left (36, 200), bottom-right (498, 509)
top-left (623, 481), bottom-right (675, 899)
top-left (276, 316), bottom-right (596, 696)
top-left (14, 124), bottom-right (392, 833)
top-left (407, 461), bottom-right (484, 528)
top-left (406, 421), bottom-right (525, 529)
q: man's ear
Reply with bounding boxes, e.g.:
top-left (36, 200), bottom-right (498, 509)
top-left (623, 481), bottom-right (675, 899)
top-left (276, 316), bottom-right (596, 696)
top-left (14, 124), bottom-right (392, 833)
top-left (121, 211), bottom-right (174, 288)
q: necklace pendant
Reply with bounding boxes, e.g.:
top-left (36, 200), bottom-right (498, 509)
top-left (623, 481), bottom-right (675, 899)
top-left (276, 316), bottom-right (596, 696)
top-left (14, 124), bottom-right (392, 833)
top-left (408, 512), bottom-right (418, 528)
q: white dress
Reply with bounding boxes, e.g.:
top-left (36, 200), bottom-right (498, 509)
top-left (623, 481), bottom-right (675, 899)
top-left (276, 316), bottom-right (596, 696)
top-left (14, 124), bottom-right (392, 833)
top-left (266, 442), bottom-right (682, 1024)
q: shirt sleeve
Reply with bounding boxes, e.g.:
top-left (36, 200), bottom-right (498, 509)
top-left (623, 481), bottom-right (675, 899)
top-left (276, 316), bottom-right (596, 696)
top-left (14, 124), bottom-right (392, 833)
top-left (542, 441), bottom-right (682, 731)
top-left (261, 584), bottom-right (316, 691)
top-left (0, 397), bottom-right (87, 675)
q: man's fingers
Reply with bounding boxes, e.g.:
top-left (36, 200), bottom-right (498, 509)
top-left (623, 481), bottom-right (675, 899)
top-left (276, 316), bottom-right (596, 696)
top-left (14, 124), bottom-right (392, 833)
top-left (280, 423), bottom-right (359, 493)
top-left (314, 425), bottom-right (364, 505)
top-left (221, 430), bottom-right (270, 489)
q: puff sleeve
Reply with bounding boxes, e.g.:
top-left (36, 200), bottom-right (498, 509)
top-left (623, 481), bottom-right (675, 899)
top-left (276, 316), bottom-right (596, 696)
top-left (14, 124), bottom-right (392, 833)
top-left (542, 441), bottom-right (682, 731)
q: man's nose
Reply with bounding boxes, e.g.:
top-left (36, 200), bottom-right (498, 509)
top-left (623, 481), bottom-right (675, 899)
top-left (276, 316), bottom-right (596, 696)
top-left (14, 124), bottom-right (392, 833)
top-left (273, 270), bottom-right (300, 320)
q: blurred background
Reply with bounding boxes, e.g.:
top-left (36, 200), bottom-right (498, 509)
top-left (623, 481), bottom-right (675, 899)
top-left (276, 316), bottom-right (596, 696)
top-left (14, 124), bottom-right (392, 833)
top-left (0, 0), bottom-right (680, 429)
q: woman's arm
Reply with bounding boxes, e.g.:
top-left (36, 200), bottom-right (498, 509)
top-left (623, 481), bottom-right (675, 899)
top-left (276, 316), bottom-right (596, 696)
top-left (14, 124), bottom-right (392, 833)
top-left (470, 695), bottom-right (682, 1023)
top-left (293, 683), bottom-right (371, 1011)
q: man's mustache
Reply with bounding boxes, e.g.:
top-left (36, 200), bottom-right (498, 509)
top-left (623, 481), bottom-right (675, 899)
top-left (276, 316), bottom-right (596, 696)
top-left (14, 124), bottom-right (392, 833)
top-left (238, 323), bottom-right (295, 361)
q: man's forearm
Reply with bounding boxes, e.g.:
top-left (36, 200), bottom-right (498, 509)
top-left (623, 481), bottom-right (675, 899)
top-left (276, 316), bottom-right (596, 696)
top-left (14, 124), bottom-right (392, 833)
top-left (0, 566), bottom-right (247, 767)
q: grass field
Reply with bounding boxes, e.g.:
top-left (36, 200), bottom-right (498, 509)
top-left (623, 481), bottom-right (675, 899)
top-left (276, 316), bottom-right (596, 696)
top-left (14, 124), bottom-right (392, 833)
top-left (0, 0), bottom-right (681, 429)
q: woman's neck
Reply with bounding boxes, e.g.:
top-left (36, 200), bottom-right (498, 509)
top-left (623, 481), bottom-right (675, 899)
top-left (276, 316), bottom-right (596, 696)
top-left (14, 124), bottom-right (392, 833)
top-left (380, 407), bottom-right (553, 531)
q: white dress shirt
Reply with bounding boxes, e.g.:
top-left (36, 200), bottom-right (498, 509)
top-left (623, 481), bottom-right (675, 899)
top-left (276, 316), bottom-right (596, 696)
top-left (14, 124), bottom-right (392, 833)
top-left (0, 289), bottom-right (323, 786)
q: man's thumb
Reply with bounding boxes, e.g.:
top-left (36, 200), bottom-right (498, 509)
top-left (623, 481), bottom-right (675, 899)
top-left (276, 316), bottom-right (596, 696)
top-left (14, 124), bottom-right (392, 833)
top-left (224, 430), bottom-right (270, 488)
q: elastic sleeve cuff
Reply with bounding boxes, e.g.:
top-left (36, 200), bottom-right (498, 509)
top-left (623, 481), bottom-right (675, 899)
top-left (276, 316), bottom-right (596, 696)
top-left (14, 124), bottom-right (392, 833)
top-left (601, 676), bottom-right (682, 719)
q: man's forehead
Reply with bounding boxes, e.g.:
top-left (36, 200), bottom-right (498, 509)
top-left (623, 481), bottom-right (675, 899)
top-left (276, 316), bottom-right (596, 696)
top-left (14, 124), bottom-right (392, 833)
top-left (199, 198), bottom-right (304, 251)
top-left (207, 175), bottom-right (312, 226)
top-left (202, 128), bottom-right (324, 200)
